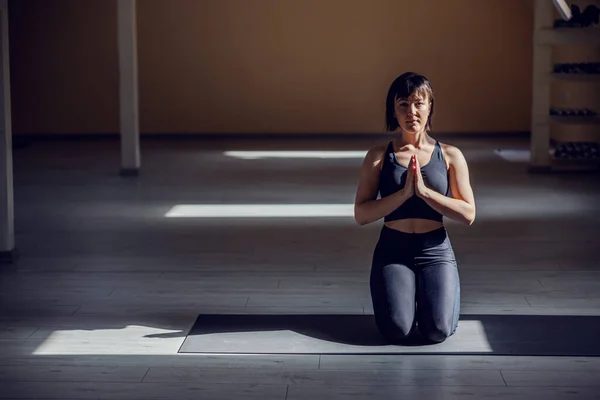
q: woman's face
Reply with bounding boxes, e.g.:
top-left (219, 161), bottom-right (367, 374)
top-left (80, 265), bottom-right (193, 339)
top-left (394, 92), bottom-right (431, 134)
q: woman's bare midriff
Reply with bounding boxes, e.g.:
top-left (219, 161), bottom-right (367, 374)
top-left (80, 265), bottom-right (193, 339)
top-left (384, 218), bottom-right (444, 234)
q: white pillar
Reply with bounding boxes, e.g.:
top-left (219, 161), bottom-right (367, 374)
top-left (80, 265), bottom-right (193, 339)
top-left (0, 0), bottom-right (15, 263)
top-left (529, 0), bottom-right (553, 171)
top-left (118, 0), bottom-right (140, 176)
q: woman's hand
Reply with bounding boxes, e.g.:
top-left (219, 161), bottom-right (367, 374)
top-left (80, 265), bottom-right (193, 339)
top-left (402, 154), bottom-right (416, 198)
top-left (413, 156), bottom-right (429, 198)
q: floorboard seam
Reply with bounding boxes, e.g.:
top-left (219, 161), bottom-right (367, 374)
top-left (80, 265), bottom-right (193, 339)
top-left (499, 370), bottom-right (508, 386)
top-left (140, 367), bottom-right (151, 383)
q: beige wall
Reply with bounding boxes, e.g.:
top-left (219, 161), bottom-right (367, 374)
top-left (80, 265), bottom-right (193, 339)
top-left (9, 0), bottom-right (534, 135)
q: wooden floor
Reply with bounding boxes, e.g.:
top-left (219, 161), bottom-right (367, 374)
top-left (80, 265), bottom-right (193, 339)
top-left (1, 135), bottom-right (599, 399)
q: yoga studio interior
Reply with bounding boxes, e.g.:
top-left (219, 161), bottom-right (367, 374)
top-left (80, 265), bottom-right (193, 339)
top-left (1, 0), bottom-right (599, 399)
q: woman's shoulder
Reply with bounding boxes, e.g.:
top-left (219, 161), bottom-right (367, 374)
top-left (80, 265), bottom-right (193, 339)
top-left (437, 141), bottom-right (467, 169)
top-left (362, 141), bottom-right (392, 170)
top-left (365, 141), bottom-right (391, 160)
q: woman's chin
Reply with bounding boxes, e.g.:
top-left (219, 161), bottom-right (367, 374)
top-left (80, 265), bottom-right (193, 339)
top-left (403, 124), bottom-right (420, 133)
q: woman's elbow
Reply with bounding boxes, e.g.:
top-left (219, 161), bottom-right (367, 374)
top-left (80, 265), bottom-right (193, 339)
top-left (355, 218), bottom-right (367, 226)
top-left (354, 212), bottom-right (368, 226)
top-left (464, 207), bottom-right (476, 225)
top-left (353, 205), bottom-right (369, 226)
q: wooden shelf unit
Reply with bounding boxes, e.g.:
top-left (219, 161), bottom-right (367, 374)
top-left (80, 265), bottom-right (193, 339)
top-left (529, 0), bottom-right (600, 173)
top-left (550, 72), bottom-right (600, 82)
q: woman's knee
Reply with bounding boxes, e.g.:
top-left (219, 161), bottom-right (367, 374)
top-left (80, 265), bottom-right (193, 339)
top-left (420, 320), bottom-right (455, 343)
top-left (375, 312), bottom-right (415, 343)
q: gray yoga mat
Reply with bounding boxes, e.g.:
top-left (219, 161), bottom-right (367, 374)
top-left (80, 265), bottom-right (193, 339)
top-left (179, 314), bottom-right (600, 356)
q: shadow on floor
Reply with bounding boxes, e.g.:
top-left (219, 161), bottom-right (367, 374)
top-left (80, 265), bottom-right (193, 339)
top-left (179, 314), bottom-right (600, 356)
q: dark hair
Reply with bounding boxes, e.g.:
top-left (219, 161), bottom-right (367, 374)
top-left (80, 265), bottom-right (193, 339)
top-left (385, 72), bottom-right (435, 132)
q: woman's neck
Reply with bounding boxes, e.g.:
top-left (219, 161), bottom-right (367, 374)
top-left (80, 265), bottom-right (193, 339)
top-left (397, 129), bottom-right (429, 149)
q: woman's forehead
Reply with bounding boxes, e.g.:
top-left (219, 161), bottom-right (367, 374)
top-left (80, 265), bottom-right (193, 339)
top-left (396, 92), bottom-right (428, 101)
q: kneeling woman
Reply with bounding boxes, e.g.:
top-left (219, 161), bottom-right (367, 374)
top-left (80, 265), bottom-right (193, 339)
top-left (354, 72), bottom-right (476, 344)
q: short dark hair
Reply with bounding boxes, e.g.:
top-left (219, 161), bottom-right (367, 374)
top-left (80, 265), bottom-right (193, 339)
top-left (385, 72), bottom-right (435, 132)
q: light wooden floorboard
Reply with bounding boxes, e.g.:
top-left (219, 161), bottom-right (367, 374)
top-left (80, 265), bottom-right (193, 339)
top-left (0, 382), bottom-right (287, 399)
top-left (286, 385), bottom-right (600, 400)
top-left (319, 354), bottom-right (600, 371)
top-left (141, 366), bottom-right (506, 386)
top-left (501, 370), bottom-right (600, 387)
top-left (0, 365), bottom-right (149, 382)
top-left (0, 327), bottom-right (38, 339)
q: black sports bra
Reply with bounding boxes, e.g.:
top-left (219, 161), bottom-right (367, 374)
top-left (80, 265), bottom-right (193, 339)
top-left (378, 140), bottom-right (450, 222)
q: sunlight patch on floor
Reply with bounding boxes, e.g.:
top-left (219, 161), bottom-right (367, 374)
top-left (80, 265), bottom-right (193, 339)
top-left (165, 204), bottom-right (354, 218)
top-left (224, 150), bottom-right (367, 159)
top-left (32, 325), bottom-right (184, 355)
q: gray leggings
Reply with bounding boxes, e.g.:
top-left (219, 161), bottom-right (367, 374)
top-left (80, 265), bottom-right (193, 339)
top-left (370, 225), bottom-right (460, 344)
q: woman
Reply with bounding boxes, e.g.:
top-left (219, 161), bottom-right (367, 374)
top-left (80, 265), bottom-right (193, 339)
top-left (354, 72), bottom-right (476, 344)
